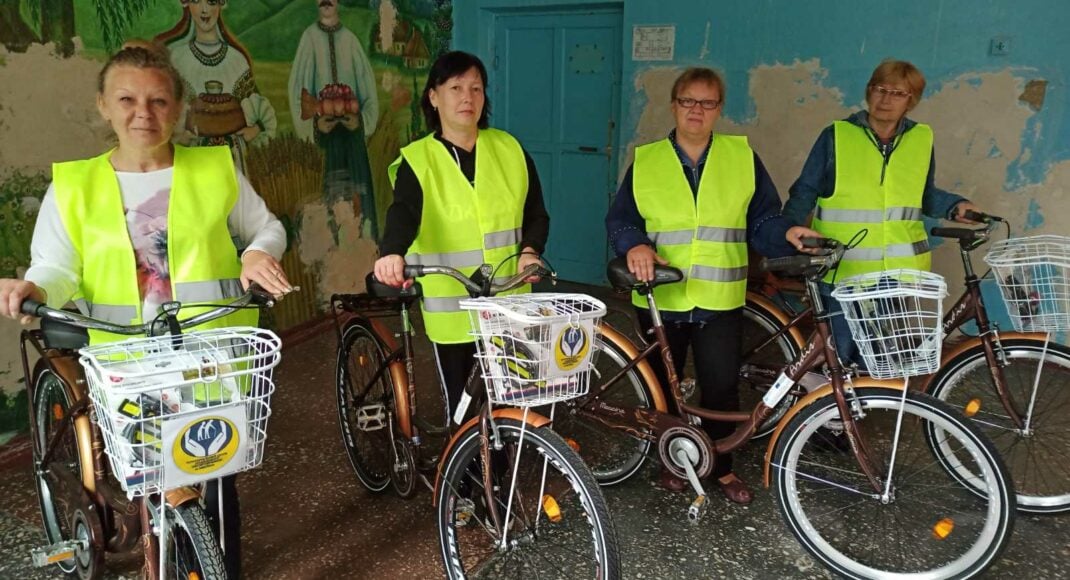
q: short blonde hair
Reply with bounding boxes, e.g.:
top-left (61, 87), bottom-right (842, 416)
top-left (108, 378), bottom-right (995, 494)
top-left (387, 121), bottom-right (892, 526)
top-left (671, 67), bottom-right (726, 104)
top-left (867, 59), bottom-right (926, 109)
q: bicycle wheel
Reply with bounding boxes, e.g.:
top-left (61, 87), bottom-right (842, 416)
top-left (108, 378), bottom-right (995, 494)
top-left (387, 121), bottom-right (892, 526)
top-left (772, 387), bottom-right (1014, 579)
top-left (161, 502), bottom-right (226, 580)
top-left (740, 300), bottom-right (803, 439)
top-left (437, 417), bottom-right (620, 579)
top-left (336, 320), bottom-right (396, 493)
top-left (555, 336), bottom-right (653, 485)
top-left (927, 338), bottom-right (1070, 513)
top-left (32, 369), bottom-right (103, 580)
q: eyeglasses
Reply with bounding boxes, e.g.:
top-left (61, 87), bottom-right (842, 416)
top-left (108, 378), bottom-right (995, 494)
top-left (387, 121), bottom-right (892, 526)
top-left (675, 97), bottom-right (721, 110)
top-left (870, 85), bottom-right (912, 101)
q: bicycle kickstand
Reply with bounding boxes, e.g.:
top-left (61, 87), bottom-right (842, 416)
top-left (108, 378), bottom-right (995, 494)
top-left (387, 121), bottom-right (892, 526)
top-left (674, 448), bottom-right (708, 524)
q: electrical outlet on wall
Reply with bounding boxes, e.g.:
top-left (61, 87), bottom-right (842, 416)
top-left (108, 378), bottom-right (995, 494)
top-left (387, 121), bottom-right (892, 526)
top-left (990, 36), bottom-right (1011, 56)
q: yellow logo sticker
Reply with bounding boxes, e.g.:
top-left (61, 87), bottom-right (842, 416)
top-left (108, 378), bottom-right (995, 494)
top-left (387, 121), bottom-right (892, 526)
top-left (172, 416), bottom-right (240, 475)
top-left (554, 325), bottom-right (590, 371)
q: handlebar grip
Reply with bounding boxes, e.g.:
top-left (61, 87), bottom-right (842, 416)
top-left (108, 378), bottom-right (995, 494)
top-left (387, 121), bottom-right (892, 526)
top-left (759, 255), bottom-right (815, 273)
top-left (963, 209), bottom-right (1004, 223)
top-left (20, 300), bottom-right (43, 317)
top-left (801, 237), bottom-right (839, 249)
top-left (930, 227), bottom-right (979, 240)
top-left (403, 265), bottom-right (425, 278)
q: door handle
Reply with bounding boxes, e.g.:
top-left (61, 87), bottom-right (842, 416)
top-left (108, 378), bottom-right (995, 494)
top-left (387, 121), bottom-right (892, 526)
top-left (578, 146), bottom-right (599, 153)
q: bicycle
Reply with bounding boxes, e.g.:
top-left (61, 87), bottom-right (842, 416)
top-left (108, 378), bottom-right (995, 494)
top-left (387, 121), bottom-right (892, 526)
top-left (554, 239), bottom-right (1016, 579)
top-left (333, 262), bottom-right (620, 579)
top-left (18, 287), bottom-right (282, 580)
top-left (742, 211), bottom-right (1070, 512)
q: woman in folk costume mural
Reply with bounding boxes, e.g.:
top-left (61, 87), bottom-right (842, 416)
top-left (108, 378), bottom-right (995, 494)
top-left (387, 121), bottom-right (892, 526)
top-left (155, 0), bottom-right (277, 175)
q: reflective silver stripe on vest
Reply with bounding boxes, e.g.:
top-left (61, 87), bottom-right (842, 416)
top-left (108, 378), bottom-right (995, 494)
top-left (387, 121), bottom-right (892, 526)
top-left (484, 228), bottom-right (521, 250)
top-left (696, 226), bottom-right (746, 243)
top-left (885, 239), bottom-right (930, 257)
top-left (422, 296), bottom-right (465, 313)
top-left (648, 230), bottom-right (693, 246)
top-left (74, 298), bottom-right (90, 316)
top-left (690, 265), bottom-right (748, 282)
top-left (843, 247), bottom-right (884, 262)
top-left (406, 250), bottom-right (484, 268)
top-left (175, 279), bottom-right (243, 302)
top-left (84, 302), bottom-right (138, 324)
top-left (815, 207), bottom-right (885, 223)
top-left (885, 206), bottom-right (923, 221)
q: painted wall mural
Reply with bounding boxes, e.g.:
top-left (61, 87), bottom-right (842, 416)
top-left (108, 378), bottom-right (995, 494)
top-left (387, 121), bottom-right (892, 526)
top-left (0, 0), bottom-right (453, 420)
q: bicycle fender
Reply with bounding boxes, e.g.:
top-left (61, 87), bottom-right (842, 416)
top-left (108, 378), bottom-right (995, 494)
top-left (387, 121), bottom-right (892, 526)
top-left (432, 409), bottom-right (552, 507)
top-left (762, 377), bottom-right (904, 488)
top-left (32, 358), bottom-right (97, 494)
top-left (598, 323), bottom-right (668, 413)
top-left (915, 331), bottom-right (1050, 393)
top-left (165, 486), bottom-right (202, 509)
top-left (746, 291), bottom-right (807, 350)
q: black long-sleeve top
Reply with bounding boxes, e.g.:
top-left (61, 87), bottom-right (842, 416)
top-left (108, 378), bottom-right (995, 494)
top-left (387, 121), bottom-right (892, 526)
top-left (379, 133), bottom-right (550, 257)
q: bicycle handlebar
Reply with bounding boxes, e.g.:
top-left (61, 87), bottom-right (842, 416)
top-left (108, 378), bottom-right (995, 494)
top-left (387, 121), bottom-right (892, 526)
top-left (759, 237), bottom-right (845, 277)
top-left (401, 263), bottom-right (553, 297)
top-left (19, 284), bottom-right (280, 336)
top-left (930, 213), bottom-right (1003, 245)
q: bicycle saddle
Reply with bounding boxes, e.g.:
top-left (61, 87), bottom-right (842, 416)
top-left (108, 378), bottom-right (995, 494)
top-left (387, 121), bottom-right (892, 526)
top-left (606, 257), bottom-right (684, 292)
top-left (365, 272), bottom-right (423, 300)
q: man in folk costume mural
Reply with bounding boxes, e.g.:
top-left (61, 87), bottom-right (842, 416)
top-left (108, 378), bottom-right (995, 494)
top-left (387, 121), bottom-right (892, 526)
top-left (288, 0), bottom-right (381, 238)
top-left (156, 0), bottom-right (278, 175)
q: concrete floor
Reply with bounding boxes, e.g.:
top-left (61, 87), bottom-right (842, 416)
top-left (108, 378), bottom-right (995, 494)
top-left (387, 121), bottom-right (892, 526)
top-left (1, 284), bottom-right (1068, 579)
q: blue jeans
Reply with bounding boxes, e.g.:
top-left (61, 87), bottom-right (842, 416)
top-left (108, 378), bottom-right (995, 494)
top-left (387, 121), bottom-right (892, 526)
top-left (819, 282), bottom-right (865, 370)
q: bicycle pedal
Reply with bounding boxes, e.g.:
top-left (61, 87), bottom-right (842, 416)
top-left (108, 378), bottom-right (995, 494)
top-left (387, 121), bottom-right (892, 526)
top-left (30, 540), bottom-right (85, 567)
top-left (687, 494), bottom-right (708, 524)
top-left (454, 498), bottom-right (476, 528)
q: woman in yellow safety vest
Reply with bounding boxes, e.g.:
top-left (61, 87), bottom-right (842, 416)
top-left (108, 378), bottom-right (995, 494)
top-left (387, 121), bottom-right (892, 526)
top-left (0, 43), bottom-right (291, 579)
top-left (374, 51), bottom-right (549, 421)
top-left (783, 59), bottom-right (985, 368)
top-left (606, 67), bottom-right (820, 505)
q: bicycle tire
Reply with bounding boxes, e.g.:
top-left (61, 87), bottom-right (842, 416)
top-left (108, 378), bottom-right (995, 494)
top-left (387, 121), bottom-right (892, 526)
top-left (772, 387), bottom-right (1015, 579)
top-left (32, 368), bottom-right (103, 580)
top-left (926, 338), bottom-right (1070, 513)
top-left (336, 319), bottom-right (396, 493)
top-left (162, 502), bottom-right (227, 580)
top-left (555, 336), bottom-right (653, 486)
top-left (741, 299), bottom-right (804, 439)
top-left (436, 418), bottom-right (620, 579)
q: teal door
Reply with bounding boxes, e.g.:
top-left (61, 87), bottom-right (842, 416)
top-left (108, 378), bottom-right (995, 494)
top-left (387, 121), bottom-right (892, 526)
top-left (493, 9), bottom-right (622, 285)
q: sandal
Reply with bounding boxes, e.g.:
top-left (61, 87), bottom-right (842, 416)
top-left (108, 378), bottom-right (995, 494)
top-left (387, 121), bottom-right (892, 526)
top-left (657, 468), bottom-right (687, 493)
top-left (716, 473), bottom-right (753, 505)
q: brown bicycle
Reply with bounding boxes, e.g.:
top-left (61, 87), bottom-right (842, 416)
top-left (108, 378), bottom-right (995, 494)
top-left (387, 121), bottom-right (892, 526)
top-left (554, 238), bottom-right (1015, 579)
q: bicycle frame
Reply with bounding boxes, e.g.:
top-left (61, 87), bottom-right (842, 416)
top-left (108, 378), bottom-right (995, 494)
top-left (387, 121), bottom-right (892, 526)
top-left (580, 276), bottom-right (891, 494)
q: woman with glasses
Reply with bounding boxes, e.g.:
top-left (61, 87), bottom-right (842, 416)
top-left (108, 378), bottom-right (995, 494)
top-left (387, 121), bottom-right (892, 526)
top-left (606, 67), bottom-right (819, 504)
top-left (783, 59), bottom-right (984, 368)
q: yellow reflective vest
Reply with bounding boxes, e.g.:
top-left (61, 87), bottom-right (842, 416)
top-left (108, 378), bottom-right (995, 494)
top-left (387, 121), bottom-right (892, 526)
top-left (812, 121), bottom-right (932, 281)
top-left (388, 129), bottom-right (529, 343)
top-left (51, 145), bottom-right (258, 344)
top-left (632, 135), bottom-right (754, 311)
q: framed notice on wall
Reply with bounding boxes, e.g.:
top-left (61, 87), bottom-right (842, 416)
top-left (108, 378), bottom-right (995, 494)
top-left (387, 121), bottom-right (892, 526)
top-left (632, 25), bottom-right (675, 61)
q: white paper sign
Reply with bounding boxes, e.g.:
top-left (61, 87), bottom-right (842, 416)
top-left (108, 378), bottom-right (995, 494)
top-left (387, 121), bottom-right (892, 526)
top-left (161, 403), bottom-right (248, 488)
top-left (632, 25), bottom-right (675, 61)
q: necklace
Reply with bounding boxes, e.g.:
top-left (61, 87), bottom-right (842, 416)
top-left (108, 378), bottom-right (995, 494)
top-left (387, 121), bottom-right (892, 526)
top-left (189, 38), bottom-right (227, 67)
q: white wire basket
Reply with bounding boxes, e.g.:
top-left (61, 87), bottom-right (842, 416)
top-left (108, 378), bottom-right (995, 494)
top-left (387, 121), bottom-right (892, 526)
top-left (461, 293), bottom-right (606, 407)
top-left (79, 327), bottom-right (282, 497)
top-left (832, 269), bottom-right (948, 380)
top-left (983, 235), bottom-right (1070, 332)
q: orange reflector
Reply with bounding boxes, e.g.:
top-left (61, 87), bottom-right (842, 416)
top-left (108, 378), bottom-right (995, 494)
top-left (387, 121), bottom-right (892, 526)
top-left (542, 495), bottom-right (562, 523)
top-left (932, 518), bottom-right (954, 540)
top-left (47, 550), bottom-right (75, 563)
top-left (189, 573), bottom-right (201, 580)
top-left (565, 438), bottom-right (580, 453)
top-left (358, 355), bottom-right (367, 366)
top-left (52, 404), bottom-right (64, 421)
top-left (964, 399), bottom-right (981, 418)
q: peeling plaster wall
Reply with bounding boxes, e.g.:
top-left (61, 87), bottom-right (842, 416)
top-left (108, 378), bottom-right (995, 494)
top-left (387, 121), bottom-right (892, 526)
top-left (455, 0), bottom-right (1070, 319)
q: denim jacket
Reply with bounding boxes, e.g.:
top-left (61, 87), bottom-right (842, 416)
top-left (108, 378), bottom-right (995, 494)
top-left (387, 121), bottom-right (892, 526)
top-left (782, 111), bottom-right (966, 226)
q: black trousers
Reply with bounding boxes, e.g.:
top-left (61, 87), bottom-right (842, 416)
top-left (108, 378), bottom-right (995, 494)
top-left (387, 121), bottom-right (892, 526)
top-left (433, 341), bottom-right (478, 421)
top-left (204, 474), bottom-right (241, 579)
top-left (636, 307), bottom-right (743, 478)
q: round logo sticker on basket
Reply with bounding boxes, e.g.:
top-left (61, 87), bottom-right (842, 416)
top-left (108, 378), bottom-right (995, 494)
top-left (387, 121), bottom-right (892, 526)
top-left (173, 416), bottom-right (240, 475)
top-left (554, 325), bottom-right (590, 371)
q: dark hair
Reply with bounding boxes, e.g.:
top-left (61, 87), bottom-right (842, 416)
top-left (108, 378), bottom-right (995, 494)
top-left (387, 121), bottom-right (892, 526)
top-left (670, 67), bottom-right (726, 104)
top-left (420, 51), bottom-right (490, 133)
top-left (98, 42), bottom-right (186, 101)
